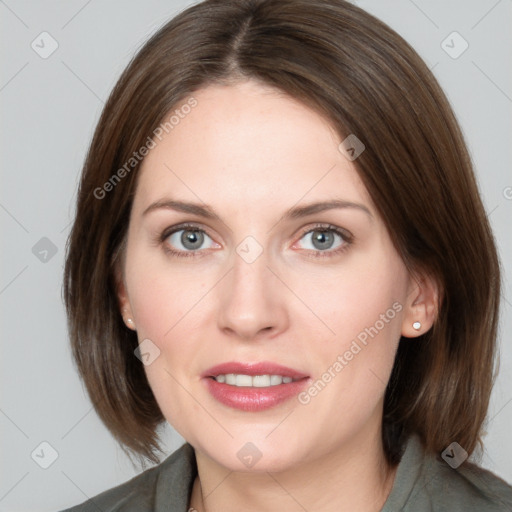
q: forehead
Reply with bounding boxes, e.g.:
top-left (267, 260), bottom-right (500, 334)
top-left (133, 81), bottom-right (372, 216)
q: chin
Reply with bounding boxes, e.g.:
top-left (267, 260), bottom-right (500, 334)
top-left (194, 436), bottom-right (307, 473)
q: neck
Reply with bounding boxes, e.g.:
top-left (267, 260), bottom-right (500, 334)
top-left (189, 427), bottom-right (398, 512)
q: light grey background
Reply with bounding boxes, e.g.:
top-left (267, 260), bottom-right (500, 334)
top-left (1, 1), bottom-right (511, 510)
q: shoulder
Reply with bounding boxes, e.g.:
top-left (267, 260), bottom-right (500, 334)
top-left (384, 434), bottom-right (512, 512)
top-left (424, 454), bottom-right (512, 511)
top-left (58, 443), bottom-right (196, 512)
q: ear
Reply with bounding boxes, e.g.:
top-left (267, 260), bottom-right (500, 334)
top-left (401, 270), bottom-right (439, 338)
top-left (114, 258), bottom-right (137, 331)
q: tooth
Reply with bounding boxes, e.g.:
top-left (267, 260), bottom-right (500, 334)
top-left (236, 374), bottom-right (253, 387)
top-left (270, 375), bottom-right (283, 386)
top-left (214, 373), bottom-right (296, 386)
top-left (253, 375), bottom-right (271, 387)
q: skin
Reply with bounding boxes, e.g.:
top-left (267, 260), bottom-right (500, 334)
top-left (118, 80), bottom-right (437, 512)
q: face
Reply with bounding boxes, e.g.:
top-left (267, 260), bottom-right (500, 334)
top-left (119, 80), bottom-right (418, 472)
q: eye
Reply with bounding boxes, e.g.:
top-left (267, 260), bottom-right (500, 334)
top-left (158, 223), bottom-right (352, 259)
top-left (294, 224), bottom-right (352, 258)
top-left (161, 224), bottom-right (219, 258)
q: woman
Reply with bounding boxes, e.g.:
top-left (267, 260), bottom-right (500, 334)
top-left (61, 0), bottom-right (512, 510)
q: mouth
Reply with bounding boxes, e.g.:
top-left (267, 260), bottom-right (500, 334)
top-left (201, 361), bottom-right (310, 411)
top-left (211, 374), bottom-right (300, 386)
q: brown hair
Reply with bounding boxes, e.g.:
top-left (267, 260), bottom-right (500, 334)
top-left (63, 0), bottom-right (501, 467)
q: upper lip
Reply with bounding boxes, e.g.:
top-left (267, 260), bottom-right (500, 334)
top-left (202, 361), bottom-right (309, 380)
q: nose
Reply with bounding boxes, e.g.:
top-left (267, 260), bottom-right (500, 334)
top-left (217, 248), bottom-right (288, 341)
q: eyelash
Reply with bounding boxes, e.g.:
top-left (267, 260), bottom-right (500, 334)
top-left (157, 222), bottom-right (353, 260)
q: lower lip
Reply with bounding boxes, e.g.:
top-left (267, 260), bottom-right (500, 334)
top-left (204, 377), bottom-right (310, 411)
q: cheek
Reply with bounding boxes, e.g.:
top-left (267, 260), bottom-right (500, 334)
top-left (297, 248), bottom-right (408, 400)
top-left (127, 249), bottom-right (207, 341)
top-left (125, 256), bottom-right (206, 435)
top-left (297, 251), bottom-right (407, 348)
top-left (124, 249), bottom-right (211, 394)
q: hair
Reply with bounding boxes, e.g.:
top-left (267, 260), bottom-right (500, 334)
top-left (63, 0), bottom-right (501, 467)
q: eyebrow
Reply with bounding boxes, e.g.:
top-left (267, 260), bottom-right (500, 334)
top-left (142, 199), bottom-right (373, 221)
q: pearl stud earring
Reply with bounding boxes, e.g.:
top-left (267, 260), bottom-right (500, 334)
top-left (412, 321), bottom-right (421, 331)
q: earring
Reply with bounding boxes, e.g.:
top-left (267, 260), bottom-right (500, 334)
top-left (126, 318), bottom-right (135, 328)
top-left (412, 321), bottom-right (421, 331)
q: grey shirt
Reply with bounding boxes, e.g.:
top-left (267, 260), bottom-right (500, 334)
top-left (60, 434), bottom-right (512, 511)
